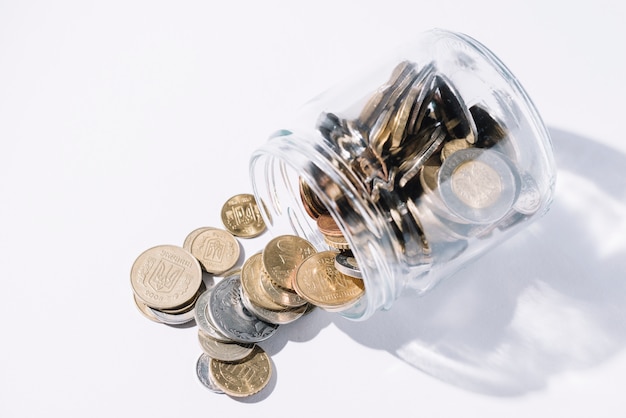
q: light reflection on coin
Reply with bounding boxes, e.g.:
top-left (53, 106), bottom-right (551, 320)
top-left (221, 194), bottom-right (266, 238)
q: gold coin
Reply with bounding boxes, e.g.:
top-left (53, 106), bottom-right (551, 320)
top-left (299, 177), bottom-right (328, 219)
top-left (132, 294), bottom-right (161, 323)
top-left (262, 235), bottom-right (316, 291)
top-left (209, 346), bottom-right (272, 398)
top-left (293, 251), bottom-right (365, 311)
top-left (316, 213), bottom-right (343, 237)
top-left (183, 226), bottom-right (214, 252)
top-left (440, 138), bottom-right (471, 162)
top-left (190, 228), bottom-right (240, 275)
top-left (259, 263), bottom-right (307, 308)
top-left (130, 245), bottom-right (203, 310)
top-left (323, 234), bottom-right (351, 250)
top-left (221, 194), bottom-right (266, 238)
top-left (240, 253), bottom-right (285, 311)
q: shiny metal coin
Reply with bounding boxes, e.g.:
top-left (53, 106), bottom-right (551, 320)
top-left (149, 304), bottom-right (195, 325)
top-left (209, 346), bottom-right (272, 398)
top-left (196, 353), bottom-right (224, 394)
top-left (190, 228), bottom-right (240, 275)
top-left (197, 329), bottom-right (254, 362)
top-left (183, 227), bottom-right (214, 252)
top-left (240, 287), bottom-right (308, 325)
top-left (334, 251), bottom-right (362, 279)
top-left (259, 264), bottom-right (307, 308)
top-left (194, 288), bottom-right (231, 342)
top-left (130, 245), bottom-right (203, 311)
top-left (221, 194), bottom-right (266, 238)
top-left (133, 294), bottom-right (162, 323)
top-left (438, 148), bottom-right (519, 224)
top-left (208, 275), bottom-right (279, 344)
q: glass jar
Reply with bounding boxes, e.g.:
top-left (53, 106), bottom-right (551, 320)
top-left (249, 29), bottom-right (556, 321)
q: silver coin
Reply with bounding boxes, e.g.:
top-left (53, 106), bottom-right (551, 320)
top-left (194, 289), bottom-right (231, 342)
top-left (438, 148), bottom-right (519, 224)
top-left (197, 329), bottom-right (254, 362)
top-left (148, 304), bottom-right (195, 325)
top-left (196, 353), bottom-right (224, 394)
top-left (208, 275), bottom-right (279, 344)
top-left (239, 286), bottom-right (308, 325)
top-left (334, 251), bottom-right (362, 279)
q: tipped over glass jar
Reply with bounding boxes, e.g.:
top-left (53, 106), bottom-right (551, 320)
top-left (250, 29), bottom-right (556, 320)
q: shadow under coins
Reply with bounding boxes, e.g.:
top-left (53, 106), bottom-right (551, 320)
top-left (334, 127), bottom-right (626, 396)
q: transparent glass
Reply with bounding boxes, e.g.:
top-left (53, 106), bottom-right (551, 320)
top-left (249, 29), bottom-right (556, 320)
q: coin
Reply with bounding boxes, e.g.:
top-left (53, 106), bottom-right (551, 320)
top-left (183, 226), bottom-right (214, 252)
top-left (323, 234), bottom-right (351, 250)
top-left (130, 245), bottom-right (203, 310)
top-left (293, 251), bottom-right (365, 311)
top-left (190, 228), bottom-right (240, 274)
top-left (208, 275), bottom-right (279, 344)
top-left (469, 104), bottom-right (507, 149)
top-left (262, 235), bottom-right (316, 290)
top-left (334, 251), bottom-right (362, 279)
top-left (241, 253), bottom-right (285, 311)
top-left (438, 148), bottom-right (519, 223)
top-left (133, 294), bottom-right (161, 323)
top-left (149, 303), bottom-right (196, 325)
top-left (196, 353), bottom-right (225, 394)
top-left (258, 263), bottom-right (307, 308)
top-left (431, 75), bottom-right (477, 143)
top-left (209, 346), bottom-right (272, 398)
top-left (197, 329), bottom-right (255, 362)
top-left (316, 213), bottom-right (343, 237)
top-left (299, 177), bottom-right (328, 219)
top-left (441, 138), bottom-right (471, 162)
top-left (194, 288), bottom-right (231, 342)
top-left (221, 194), bottom-right (266, 238)
top-left (239, 287), bottom-right (308, 325)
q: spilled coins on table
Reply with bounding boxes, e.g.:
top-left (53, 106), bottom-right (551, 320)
top-left (130, 193), bottom-right (366, 398)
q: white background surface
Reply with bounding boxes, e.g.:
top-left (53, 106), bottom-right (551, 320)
top-left (1, 1), bottom-right (625, 416)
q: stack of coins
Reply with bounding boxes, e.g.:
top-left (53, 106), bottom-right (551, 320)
top-left (130, 245), bottom-right (205, 325)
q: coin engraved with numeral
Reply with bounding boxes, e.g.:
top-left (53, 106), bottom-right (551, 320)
top-left (130, 245), bottom-right (203, 310)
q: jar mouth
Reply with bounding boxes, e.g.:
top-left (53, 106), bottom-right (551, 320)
top-left (250, 131), bottom-right (400, 320)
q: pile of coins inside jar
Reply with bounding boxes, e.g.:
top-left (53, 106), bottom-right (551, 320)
top-left (131, 192), bottom-right (366, 397)
top-left (313, 60), bottom-right (542, 266)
